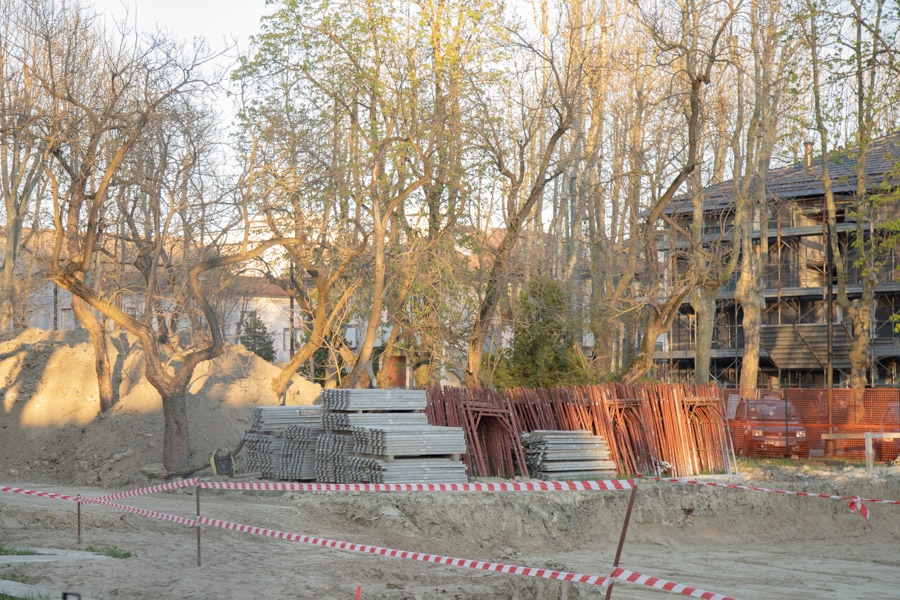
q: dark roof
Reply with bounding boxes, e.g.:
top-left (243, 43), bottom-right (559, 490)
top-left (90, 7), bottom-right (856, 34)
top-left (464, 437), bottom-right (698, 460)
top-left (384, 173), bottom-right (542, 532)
top-left (667, 132), bottom-right (900, 216)
top-left (228, 275), bottom-right (291, 298)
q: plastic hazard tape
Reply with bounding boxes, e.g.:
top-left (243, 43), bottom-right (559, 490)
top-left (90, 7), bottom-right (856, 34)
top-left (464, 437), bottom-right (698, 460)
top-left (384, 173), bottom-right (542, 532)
top-left (848, 496), bottom-right (870, 521)
top-left (198, 514), bottom-right (608, 585)
top-left (643, 476), bottom-right (898, 520)
top-left (198, 479), bottom-right (634, 493)
top-left (0, 485), bottom-right (81, 502)
top-left (0, 482), bottom-right (740, 599)
top-left (90, 499), bottom-right (199, 527)
top-left (90, 478), bottom-right (201, 503)
top-left (197, 516), bottom-right (740, 599)
top-left (611, 567), bottom-right (737, 600)
top-left (643, 476), bottom-right (900, 504)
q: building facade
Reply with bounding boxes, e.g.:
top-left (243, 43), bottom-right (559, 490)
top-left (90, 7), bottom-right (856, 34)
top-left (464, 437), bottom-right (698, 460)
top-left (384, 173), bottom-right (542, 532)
top-left (654, 134), bottom-right (900, 388)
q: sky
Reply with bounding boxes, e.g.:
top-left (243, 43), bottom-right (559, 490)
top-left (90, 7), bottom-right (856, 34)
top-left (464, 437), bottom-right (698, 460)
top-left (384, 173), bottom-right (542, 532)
top-left (89, 0), bottom-right (270, 52)
top-left (88, 0), bottom-right (273, 134)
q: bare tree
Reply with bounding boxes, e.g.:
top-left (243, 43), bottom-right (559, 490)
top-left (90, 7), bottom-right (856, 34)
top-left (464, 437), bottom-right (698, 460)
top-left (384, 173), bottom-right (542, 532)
top-left (619, 0), bottom-right (739, 384)
top-left (0, 2), bottom-right (50, 330)
top-left (732, 0), bottom-right (797, 393)
top-left (464, 17), bottom-right (578, 388)
top-left (27, 1), bottom-right (259, 471)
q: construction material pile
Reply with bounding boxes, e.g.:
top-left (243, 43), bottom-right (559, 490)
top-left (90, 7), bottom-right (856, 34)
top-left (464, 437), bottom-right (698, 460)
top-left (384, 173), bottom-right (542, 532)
top-left (520, 430), bottom-right (616, 480)
top-left (314, 432), bottom-right (354, 483)
top-left (345, 426), bottom-right (468, 483)
top-left (242, 390), bottom-right (468, 484)
top-left (481, 382), bottom-right (730, 477)
top-left (316, 389), bottom-right (468, 484)
top-left (243, 406), bottom-right (324, 479)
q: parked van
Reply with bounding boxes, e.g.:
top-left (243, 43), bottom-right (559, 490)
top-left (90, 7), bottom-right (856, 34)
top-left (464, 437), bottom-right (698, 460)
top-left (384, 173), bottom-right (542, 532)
top-left (730, 399), bottom-right (808, 458)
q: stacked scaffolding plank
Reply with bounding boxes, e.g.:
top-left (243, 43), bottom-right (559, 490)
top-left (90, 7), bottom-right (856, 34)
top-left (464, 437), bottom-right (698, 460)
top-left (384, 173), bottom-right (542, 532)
top-left (314, 432), bottom-right (354, 483)
top-left (243, 406), bottom-right (324, 479)
top-left (242, 432), bottom-right (277, 477)
top-left (316, 389), bottom-right (468, 484)
top-left (521, 430), bottom-right (616, 480)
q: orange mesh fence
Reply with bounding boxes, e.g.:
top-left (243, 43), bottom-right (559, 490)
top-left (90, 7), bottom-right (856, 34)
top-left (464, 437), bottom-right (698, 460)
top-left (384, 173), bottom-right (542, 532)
top-left (720, 388), bottom-right (900, 462)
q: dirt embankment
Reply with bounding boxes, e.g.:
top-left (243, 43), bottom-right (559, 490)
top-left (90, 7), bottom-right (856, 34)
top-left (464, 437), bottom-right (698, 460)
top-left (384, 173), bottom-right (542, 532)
top-left (1, 467), bottom-right (899, 599)
top-left (0, 328), bottom-right (320, 487)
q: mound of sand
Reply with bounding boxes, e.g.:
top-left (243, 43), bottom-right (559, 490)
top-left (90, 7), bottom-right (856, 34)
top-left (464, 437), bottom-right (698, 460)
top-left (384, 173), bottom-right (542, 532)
top-left (0, 328), bottom-right (321, 487)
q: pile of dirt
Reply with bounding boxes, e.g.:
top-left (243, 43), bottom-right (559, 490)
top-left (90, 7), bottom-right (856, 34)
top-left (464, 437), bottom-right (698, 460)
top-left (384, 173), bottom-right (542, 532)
top-left (0, 328), bottom-right (321, 487)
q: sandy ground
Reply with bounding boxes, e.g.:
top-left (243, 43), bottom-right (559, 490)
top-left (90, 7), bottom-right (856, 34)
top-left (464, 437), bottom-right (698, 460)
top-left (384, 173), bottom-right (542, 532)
top-left (1, 329), bottom-right (899, 599)
top-left (2, 468), bottom-right (899, 599)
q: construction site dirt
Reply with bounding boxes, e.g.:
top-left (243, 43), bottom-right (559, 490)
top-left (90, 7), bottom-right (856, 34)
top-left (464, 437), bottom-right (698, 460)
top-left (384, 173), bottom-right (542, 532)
top-left (0, 329), bottom-right (898, 599)
top-left (3, 466), bottom-right (900, 599)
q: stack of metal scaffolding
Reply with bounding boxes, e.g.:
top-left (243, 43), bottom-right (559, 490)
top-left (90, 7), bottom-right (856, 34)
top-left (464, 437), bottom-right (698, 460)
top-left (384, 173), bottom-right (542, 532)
top-left (316, 389), bottom-right (468, 484)
top-left (314, 433), bottom-right (355, 483)
top-left (322, 389), bottom-right (428, 411)
top-left (243, 406), bottom-right (324, 479)
top-left (322, 411), bottom-right (430, 431)
top-left (352, 426), bottom-right (466, 457)
top-left (242, 432), bottom-right (278, 477)
top-left (269, 423), bottom-right (323, 480)
top-left (521, 430), bottom-right (616, 480)
top-left (249, 406), bottom-right (324, 435)
top-left (347, 456), bottom-right (469, 483)
top-left (241, 391), bottom-right (468, 483)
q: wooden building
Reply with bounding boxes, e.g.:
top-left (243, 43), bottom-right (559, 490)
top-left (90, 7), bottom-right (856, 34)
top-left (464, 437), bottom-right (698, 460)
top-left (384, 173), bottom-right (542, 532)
top-left (655, 133), bottom-right (900, 387)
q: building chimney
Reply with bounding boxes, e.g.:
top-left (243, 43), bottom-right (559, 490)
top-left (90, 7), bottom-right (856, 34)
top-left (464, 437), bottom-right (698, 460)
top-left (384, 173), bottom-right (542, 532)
top-left (804, 141), bottom-right (814, 169)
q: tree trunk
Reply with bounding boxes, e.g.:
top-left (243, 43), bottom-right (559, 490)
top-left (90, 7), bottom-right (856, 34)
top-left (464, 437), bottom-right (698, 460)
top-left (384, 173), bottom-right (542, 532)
top-left (338, 339), bottom-right (371, 388)
top-left (345, 213), bottom-right (386, 388)
top-left (622, 315), bottom-right (668, 385)
top-left (72, 296), bottom-right (115, 412)
top-left (465, 316), bottom-right (488, 388)
top-left (691, 285), bottom-right (717, 383)
top-left (271, 337), bottom-right (321, 399)
top-left (0, 250), bottom-right (16, 331)
top-left (161, 386), bottom-right (191, 473)
top-left (847, 294), bottom-right (872, 390)
top-left (271, 304), bottom-right (325, 398)
top-left (621, 288), bottom-right (691, 384)
top-left (465, 113), bottom-right (570, 388)
top-left (736, 227), bottom-right (765, 391)
top-left (735, 221), bottom-right (765, 392)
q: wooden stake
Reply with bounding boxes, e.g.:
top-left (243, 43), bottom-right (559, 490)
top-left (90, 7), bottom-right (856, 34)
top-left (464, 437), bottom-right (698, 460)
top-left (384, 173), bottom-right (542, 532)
top-left (196, 486), bottom-right (201, 567)
top-left (605, 481), bottom-right (639, 600)
top-left (76, 497), bottom-right (81, 547)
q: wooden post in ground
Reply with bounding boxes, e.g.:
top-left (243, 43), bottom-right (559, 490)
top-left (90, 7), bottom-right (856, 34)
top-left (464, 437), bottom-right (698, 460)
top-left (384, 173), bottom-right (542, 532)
top-left (605, 481), bottom-right (639, 599)
top-left (76, 497), bottom-right (81, 546)
top-left (865, 432), bottom-right (873, 474)
top-left (196, 486), bottom-right (201, 567)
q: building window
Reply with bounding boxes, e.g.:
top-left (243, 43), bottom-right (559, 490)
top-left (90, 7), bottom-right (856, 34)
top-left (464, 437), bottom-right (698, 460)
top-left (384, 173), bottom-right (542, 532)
top-left (59, 307), bottom-right (75, 330)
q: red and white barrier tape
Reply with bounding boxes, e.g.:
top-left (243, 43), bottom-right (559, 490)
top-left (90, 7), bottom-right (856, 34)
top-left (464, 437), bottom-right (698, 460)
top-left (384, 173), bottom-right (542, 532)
top-left (198, 479), bottom-right (634, 493)
top-left (1, 482), bottom-right (740, 598)
top-left (90, 478), bottom-right (201, 503)
top-left (90, 499), bottom-right (199, 527)
top-left (197, 516), bottom-right (739, 598)
top-left (643, 476), bottom-right (900, 504)
top-left (197, 515), bottom-right (609, 585)
top-left (611, 567), bottom-right (737, 600)
top-left (0, 485), bottom-right (81, 502)
top-left (643, 476), bottom-right (898, 520)
top-left (848, 496), bottom-right (870, 521)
